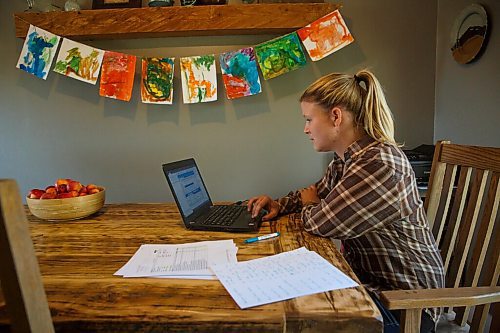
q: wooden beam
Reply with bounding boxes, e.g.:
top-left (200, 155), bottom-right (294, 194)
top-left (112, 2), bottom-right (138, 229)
top-left (14, 4), bottom-right (340, 40)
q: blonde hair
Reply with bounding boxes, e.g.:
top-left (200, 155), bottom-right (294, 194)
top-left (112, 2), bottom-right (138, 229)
top-left (300, 69), bottom-right (397, 145)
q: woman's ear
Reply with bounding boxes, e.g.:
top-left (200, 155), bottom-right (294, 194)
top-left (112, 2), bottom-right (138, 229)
top-left (329, 107), bottom-right (342, 127)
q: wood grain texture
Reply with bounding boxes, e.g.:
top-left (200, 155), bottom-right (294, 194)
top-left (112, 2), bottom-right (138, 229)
top-left (380, 287), bottom-right (500, 309)
top-left (0, 204), bottom-right (381, 332)
top-left (0, 180), bottom-right (55, 333)
top-left (14, 3), bottom-right (340, 40)
top-left (440, 144), bottom-right (500, 173)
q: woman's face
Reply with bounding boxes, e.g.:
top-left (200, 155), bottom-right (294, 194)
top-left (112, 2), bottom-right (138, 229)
top-left (301, 101), bottom-right (337, 152)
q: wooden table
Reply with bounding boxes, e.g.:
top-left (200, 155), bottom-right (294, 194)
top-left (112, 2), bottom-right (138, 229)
top-left (0, 204), bottom-right (382, 332)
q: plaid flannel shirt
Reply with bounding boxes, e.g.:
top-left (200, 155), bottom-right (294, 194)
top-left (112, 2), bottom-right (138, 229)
top-left (277, 136), bottom-right (445, 323)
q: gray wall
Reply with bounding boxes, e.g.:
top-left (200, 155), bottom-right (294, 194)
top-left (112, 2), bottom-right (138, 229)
top-left (435, 0), bottom-right (500, 146)
top-left (0, 1), bottom-right (437, 203)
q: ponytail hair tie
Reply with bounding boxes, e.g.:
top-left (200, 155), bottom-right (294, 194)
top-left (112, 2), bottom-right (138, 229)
top-left (353, 74), bottom-right (362, 84)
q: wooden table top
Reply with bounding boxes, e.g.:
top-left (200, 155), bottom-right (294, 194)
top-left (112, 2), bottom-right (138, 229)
top-left (0, 203), bottom-right (382, 332)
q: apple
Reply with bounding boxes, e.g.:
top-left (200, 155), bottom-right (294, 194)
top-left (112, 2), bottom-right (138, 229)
top-left (40, 192), bottom-right (57, 199)
top-left (29, 180), bottom-right (102, 199)
top-left (86, 184), bottom-right (98, 190)
top-left (68, 181), bottom-right (82, 192)
top-left (55, 179), bottom-right (70, 193)
top-left (45, 186), bottom-right (57, 195)
top-left (28, 189), bottom-right (45, 199)
top-left (57, 192), bottom-right (74, 199)
top-left (88, 188), bottom-right (100, 195)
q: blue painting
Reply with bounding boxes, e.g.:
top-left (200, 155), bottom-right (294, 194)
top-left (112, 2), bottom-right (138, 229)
top-left (17, 25), bottom-right (61, 80)
top-left (220, 47), bottom-right (261, 99)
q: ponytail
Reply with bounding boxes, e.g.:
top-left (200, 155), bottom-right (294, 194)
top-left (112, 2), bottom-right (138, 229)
top-left (300, 69), bottom-right (398, 145)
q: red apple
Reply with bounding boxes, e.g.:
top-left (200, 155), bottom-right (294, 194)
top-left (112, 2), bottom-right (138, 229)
top-left (88, 188), bottom-right (100, 195)
top-left (57, 192), bottom-right (74, 199)
top-left (45, 186), bottom-right (57, 195)
top-left (86, 184), bottom-right (98, 190)
top-left (55, 179), bottom-right (70, 193)
top-left (68, 181), bottom-right (82, 192)
top-left (40, 192), bottom-right (57, 199)
top-left (28, 189), bottom-right (45, 199)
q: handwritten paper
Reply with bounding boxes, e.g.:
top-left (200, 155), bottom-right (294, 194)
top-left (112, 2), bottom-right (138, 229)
top-left (115, 240), bottom-right (237, 280)
top-left (210, 247), bottom-right (358, 308)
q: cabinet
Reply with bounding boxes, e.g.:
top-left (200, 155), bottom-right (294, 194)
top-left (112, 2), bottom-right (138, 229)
top-left (14, 3), bottom-right (340, 41)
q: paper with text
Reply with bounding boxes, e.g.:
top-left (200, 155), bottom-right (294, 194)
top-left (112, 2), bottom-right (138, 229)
top-left (115, 240), bottom-right (237, 279)
top-left (211, 247), bottom-right (359, 308)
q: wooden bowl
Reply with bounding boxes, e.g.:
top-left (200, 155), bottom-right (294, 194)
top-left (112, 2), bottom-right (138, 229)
top-left (26, 188), bottom-right (105, 221)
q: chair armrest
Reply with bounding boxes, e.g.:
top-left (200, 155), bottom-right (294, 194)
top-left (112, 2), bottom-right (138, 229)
top-left (380, 286), bottom-right (500, 310)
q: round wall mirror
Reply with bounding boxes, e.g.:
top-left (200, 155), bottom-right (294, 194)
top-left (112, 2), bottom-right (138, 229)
top-left (450, 4), bottom-right (488, 64)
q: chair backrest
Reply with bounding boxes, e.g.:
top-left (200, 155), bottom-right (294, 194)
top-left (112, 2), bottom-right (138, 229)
top-left (0, 179), bottom-right (54, 333)
top-left (423, 141), bottom-right (500, 332)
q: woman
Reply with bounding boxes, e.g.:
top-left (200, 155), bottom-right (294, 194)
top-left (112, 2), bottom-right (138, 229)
top-left (247, 70), bottom-right (445, 333)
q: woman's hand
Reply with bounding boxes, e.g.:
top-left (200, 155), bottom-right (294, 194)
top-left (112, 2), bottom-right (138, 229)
top-left (247, 195), bottom-right (280, 221)
top-left (300, 185), bottom-right (320, 206)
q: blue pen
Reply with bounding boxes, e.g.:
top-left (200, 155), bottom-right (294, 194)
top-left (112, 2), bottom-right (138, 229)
top-left (244, 232), bottom-right (280, 243)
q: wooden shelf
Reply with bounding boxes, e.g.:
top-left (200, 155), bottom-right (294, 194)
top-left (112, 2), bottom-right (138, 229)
top-left (14, 3), bottom-right (340, 41)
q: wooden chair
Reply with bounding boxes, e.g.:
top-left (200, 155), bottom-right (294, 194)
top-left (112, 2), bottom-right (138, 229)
top-left (0, 179), bottom-right (54, 333)
top-left (380, 141), bottom-right (500, 333)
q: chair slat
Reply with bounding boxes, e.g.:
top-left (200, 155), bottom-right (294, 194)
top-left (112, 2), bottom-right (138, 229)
top-left (433, 164), bottom-right (457, 244)
top-left (456, 173), bottom-right (498, 326)
top-left (447, 169), bottom-right (489, 288)
top-left (426, 162), bottom-right (446, 229)
top-left (470, 255), bottom-right (500, 333)
top-left (469, 174), bottom-right (499, 287)
top-left (424, 141), bottom-right (450, 213)
top-left (440, 167), bottom-right (472, 275)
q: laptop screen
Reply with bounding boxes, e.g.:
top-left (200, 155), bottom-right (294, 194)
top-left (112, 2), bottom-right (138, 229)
top-left (167, 164), bottom-right (211, 217)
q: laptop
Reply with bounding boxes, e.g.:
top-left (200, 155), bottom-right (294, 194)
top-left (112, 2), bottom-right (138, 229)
top-left (162, 158), bottom-right (264, 232)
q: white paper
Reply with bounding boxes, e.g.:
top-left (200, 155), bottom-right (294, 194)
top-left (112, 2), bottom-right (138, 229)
top-left (210, 247), bottom-right (359, 309)
top-left (115, 240), bottom-right (237, 280)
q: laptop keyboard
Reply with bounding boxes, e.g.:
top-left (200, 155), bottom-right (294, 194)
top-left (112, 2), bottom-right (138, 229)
top-left (202, 205), bottom-right (245, 226)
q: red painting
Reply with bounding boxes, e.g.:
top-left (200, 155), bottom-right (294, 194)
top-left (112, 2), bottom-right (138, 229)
top-left (99, 51), bottom-right (136, 102)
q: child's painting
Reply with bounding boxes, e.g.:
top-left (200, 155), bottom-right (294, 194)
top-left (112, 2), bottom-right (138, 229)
top-left (297, 10), bottom-right (354, 61)
top-left (141, 57), bottom-right (175, 104)
top-left (53, 39), bottom-right (104, 85)
top-left (254, 32), bottom-right (307, 80)
top-left (180, 55), bottom-right (217, 104)
top-left (99, 51), bottom-right (136, 102)
top-left (220, 47), bottom-right (261, 100)
top-left (16, 25), bottom-right (61, 80)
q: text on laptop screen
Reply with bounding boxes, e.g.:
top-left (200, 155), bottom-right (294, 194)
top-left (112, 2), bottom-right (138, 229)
top-left (167, 166), bottom-right (210, 217)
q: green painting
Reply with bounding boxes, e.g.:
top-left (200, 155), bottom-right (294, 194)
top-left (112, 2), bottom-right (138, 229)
top-left (254, 32), bottom-right (307, 80)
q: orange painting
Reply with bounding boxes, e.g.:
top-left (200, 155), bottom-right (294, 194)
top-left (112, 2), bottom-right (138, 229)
top-left (297, 10), bottom-right (354, 62)
top-left (180, 55), bottom-right (217, 104)
top-left (99, 51), bottom-right (136, 102)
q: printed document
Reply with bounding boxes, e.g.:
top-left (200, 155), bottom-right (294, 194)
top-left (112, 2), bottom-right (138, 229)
top-left (115, 239), bottom-right (237, 280)
top-left (210, 247), bottom-right (359, 308)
